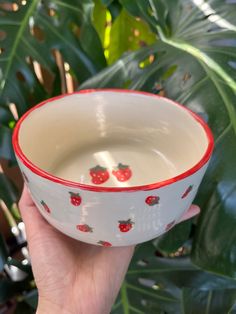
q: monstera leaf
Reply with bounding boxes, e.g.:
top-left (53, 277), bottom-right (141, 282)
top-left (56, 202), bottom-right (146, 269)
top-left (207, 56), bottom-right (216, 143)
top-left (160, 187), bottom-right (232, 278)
top-left (0, 0), bottom-right (106, 162)
top-left (112, 243), bottom-right (236, 313)
top-left (82, 0), bottom-right (236, 278)
top-left (1, 0), bottom-right (236, 312)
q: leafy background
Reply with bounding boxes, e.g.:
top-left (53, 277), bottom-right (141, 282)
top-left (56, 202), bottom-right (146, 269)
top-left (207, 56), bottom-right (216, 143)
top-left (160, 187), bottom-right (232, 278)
top-left (0, 0), bottom-right (236, 313)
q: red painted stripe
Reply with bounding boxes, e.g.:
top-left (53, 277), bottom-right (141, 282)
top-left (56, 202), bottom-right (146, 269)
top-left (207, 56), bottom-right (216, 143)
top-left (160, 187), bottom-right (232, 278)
top-left (12, 89), bottom-right (214, 192)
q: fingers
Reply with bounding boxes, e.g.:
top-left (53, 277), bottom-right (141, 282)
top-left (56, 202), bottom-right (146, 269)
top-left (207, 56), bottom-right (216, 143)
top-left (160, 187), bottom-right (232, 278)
top-left (19, 185), bottom-right (35, 208)
top-left (179, 204), bottom-right (200, 223)
top-left (19, 185), bottom-right (51, 241)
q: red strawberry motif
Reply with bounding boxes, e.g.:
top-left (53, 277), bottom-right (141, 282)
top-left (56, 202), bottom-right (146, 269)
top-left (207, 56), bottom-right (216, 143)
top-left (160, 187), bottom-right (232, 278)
top-left (112, 163), bottom-right (132, 182)
top-left (22, 172), bottom-right (29, 183)
top-left (118, 219), bottom-right (134, 232)
top-left (145, 195), bottom-right (160, 206)
top-left (165, 220), bottom-right (175, 231)
top-left (97, 240), bottom-right (112, 247)
top-left (90, 165), bottom-right (109, 185)
top-left (41, 200), bottom-right (51, 213)
top-left (76, 224), bottom-right (93, 233)
top-left (69, 192), bottom-right (82, 206)
top-left (181, 185), bottom-right (193, 199)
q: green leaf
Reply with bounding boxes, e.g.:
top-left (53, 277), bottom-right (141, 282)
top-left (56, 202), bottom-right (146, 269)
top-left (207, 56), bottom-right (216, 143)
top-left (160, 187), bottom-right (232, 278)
top-left (128, 255), bottom-right (236, 291)
top-left (82, 0), bottom-right (236, 278)
top-left (182, 288), bottom-right (236, 314)
top-left (0, 125), bottom-right (15, 161)
top-left (118, 0), bottom-right (140, 17)
top-left (0, 0), bottom-right (106, 119)
top-left (0, 277), bottom-right (32, 304)
top-left (192, 130), bottom-right (236, 277)
top-left (15, 301), bottom-right (35, 314)
top-left (102, 0), bottom-right (114, 6)
top-left (0, 233), bottom-right (8, 271)
top-left (107, 0), bottom-right (122, 21)
top-left (107, 9), bottom-right (156, 64)
top-left (230, 303), bottom-right (236, 314)
top-left (23, 289), bottom-right (38, 309)
top-left (115, 279), bottom-right (179, 314)
top-left (80, 46), bottom-right (154, 89)
top-left (0, 278), bottom-right (16, 304)
top-left (0, 173), bottom-right (19, 208)
top-left (1, 0), bottom-right (236, 312)
top-left (0, 1), bottom-right (47, 112)
top-left (0, 106), bottom-right (14, 127)
top-left (153, 219), bottom-right (192, 255)
top-left (93, 0), bottom-right (107, 45)
top-left (112, 245), bottom-right (236, 313)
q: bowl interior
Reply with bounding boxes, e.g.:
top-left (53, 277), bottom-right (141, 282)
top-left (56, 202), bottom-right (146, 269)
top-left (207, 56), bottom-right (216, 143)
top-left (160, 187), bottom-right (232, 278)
top-left (17, 91), bottom-right (209, 187)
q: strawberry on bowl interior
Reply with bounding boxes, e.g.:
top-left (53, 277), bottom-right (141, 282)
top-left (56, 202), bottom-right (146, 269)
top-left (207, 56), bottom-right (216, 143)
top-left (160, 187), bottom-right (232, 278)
top-left (12, 90), bottom-right (214, 246)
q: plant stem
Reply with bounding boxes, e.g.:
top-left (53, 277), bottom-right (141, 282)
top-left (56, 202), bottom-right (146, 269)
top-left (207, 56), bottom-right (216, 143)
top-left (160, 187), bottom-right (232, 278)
top-left (121, 281), bottom-right (130, 314)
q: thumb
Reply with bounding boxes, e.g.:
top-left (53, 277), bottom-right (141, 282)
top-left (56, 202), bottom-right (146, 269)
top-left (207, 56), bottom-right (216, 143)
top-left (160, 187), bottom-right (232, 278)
top-left (19, 185), bottom-right (54, 242)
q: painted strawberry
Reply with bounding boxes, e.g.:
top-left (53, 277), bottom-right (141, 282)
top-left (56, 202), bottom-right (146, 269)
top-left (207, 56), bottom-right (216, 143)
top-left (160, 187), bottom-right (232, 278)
top-left (118, 219), bottom-right (134, 232)
top-left (145, 195), bottom-right (160, 206)
top-left (112, 163), bottom-right (132, 182)
top-left (22, 172), bottom-right (29, 183)
top-left (97, 240), bottom-right (112, 247)
top-left (40, 200), bottom-right (51, 213)
top-left (76, 224), bottom-right (93, 233)
top-left (165, 220), bottom-right (175, 231)
top-left (90, 165), bottom-right (109, 185)
top-left (181, 185), bottom-right (193, 199)
top-left (69, 192), bottom-right (82, 206)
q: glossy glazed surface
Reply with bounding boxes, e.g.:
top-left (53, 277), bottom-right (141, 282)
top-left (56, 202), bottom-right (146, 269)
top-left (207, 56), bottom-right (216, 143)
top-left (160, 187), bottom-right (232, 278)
top-left (18, 92), bottom-right (208, 187)
top-left (18, 159), bottom-right (208, 246)
top-left (13, 90), bottom-right (214, 246)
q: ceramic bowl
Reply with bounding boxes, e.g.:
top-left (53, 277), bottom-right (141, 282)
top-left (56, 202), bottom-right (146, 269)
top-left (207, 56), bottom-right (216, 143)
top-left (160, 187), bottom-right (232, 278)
top-left (12, 89), bottom-right (214, 247)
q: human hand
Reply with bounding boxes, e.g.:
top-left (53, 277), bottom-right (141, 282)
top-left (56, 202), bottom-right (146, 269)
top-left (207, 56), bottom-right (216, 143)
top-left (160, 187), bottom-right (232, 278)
top-left (19, 185), bottom-right (200, 314)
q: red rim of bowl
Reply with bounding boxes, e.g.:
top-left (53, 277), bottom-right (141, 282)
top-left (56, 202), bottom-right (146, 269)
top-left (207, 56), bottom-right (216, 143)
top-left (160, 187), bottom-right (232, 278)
top-left (12, 89), bottom-right (214, 192)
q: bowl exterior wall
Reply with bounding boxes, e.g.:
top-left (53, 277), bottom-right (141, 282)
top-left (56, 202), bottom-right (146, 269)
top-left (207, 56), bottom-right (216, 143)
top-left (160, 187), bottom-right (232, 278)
top-left (17, 157), bottom-right (209, 247)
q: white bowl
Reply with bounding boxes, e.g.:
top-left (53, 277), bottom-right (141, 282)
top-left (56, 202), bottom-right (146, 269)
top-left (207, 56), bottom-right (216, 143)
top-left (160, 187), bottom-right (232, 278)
top-left (13, 89), bottom-right (214, 247)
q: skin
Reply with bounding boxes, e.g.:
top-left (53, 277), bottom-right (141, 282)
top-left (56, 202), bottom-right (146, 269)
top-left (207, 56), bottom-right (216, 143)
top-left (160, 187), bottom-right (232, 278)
top-left (19, 185), bottom-right (200, 314)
